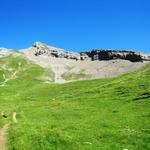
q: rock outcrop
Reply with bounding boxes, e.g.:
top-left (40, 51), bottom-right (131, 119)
top-left (80, 50), bottom-right (143, 62)
top-left (139, 52), bottom-right (150, 61)
top-left (32, 42), bottom-right (150, 62)
top-left (33, 42), bottom-right (80, 60)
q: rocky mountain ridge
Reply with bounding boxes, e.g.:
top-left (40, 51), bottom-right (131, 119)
top-left (33, 42), bottom-right (81, 60)
top-left (32, 42), bottom-right (150, 62)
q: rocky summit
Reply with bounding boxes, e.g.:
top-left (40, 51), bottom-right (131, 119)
top-left (33, 42), bottom-right (81, 60)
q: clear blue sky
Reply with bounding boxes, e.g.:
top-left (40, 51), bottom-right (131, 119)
top-left (0, 0), bottom-right (149, 53)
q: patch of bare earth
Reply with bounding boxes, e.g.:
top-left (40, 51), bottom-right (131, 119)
top-left (0, 124), bottom-right (8, 150)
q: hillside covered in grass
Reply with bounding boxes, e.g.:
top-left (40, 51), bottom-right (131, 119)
top-left (0, 55), bottom-right (150, 150)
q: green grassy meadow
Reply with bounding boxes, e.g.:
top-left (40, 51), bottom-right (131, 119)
top-left (0, 55), bottom-right (150, 150)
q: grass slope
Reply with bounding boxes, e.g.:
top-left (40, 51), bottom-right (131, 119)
top-left (62, 69), bottom-right (91, 81)
top-left (0, 56), bottom-right (149, 150)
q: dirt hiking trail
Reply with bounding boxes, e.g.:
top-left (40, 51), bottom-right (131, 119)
top-left (0, 124), bottom-right (8, 150)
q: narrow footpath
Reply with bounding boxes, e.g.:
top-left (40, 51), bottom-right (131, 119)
top-left (0, 124), bottom-right (8, 150)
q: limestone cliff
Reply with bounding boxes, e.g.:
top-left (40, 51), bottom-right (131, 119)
top-left (81, 50), bottom-right (143, 62)
top-left (32, 42), bottom-right (150, 62)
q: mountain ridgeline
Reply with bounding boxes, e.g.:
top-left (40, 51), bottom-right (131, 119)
top-left (33, 42), bottom-right (150, 62)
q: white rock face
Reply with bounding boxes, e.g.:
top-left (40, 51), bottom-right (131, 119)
top-left (32, 42), bottom-right (150, 62)
top-left (33, 42), bottom-right (81, 60)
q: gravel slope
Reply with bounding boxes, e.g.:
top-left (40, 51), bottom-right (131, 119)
top-left (23, 48), bottom-right (145, 83)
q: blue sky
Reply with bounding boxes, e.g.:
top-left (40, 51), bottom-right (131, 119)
top-left (0, 0), bottom-right (150, 53)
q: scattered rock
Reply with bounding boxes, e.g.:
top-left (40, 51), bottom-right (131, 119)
top-left (1, 112), bottom-right (7, 118)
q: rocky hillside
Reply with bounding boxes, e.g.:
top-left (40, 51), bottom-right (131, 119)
top-left (0, 42), bottom-right (149, 83)
top-left (22, 42), bottom-right (149, 83)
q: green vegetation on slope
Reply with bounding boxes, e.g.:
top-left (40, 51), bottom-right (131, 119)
top-left (62, 69), bottom-right (91, 81)
top-left (0, 55), bottom-right (55, 86)
top-left (0, 56), bottom-right (149, 150)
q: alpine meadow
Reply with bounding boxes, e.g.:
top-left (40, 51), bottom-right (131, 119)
top-left (0, 51), bottom-right (149, 149)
